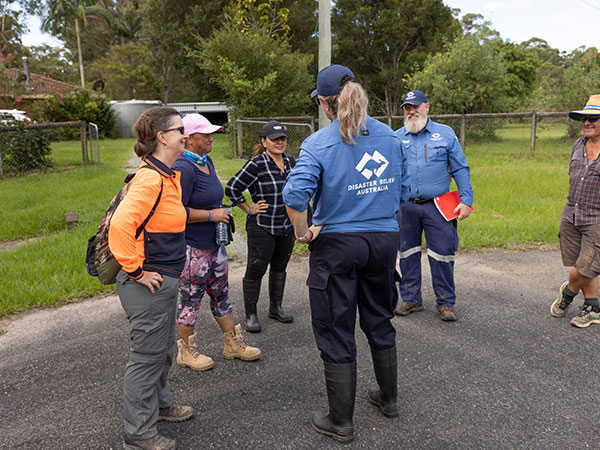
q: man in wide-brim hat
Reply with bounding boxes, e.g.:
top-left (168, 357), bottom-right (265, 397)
top-left (550, 94), bottom-right (600, 328)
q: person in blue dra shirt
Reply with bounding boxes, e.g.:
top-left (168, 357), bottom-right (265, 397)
top-left (394, 90), bottom-right (473, 322)
top-left (283, 64), bottom-right (410, 443)
top-left (550, 94), bottom-right (600, 328)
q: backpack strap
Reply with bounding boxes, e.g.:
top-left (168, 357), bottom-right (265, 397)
top-left (134, 165), bottom-right (164, 239)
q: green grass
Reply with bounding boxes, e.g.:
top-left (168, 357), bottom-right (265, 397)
top-left (0, 138), bottom-right (135, 314)
top-left (459, 126), bottom-right (570, 249)
top-left (0, 128), bottom-right (575, 316)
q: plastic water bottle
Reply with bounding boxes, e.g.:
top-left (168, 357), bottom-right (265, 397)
top-left (215, 205), bottom-right (231, 246)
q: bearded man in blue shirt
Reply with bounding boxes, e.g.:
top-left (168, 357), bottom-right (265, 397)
top-left (394, 90), bottom-right (473, 322)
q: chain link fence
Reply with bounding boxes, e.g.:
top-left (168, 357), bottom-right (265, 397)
top-left (0, 121), bottom-right (100, 177)
top-left (233, 116), bottom-right (315, 159)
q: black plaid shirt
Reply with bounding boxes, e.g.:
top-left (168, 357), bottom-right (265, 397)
top-left (225, 152), bottom-right (294, 236)
top-left (562, 137), bottom-right (600, 226)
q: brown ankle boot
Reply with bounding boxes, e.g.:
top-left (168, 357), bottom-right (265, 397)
top-left (223, 324), bottom-right (262, 361)
top-left (176, 332), bottom-right (214, 371)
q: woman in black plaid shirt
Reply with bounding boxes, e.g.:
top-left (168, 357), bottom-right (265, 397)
top-left (225, 120), bottom-right (295, 333)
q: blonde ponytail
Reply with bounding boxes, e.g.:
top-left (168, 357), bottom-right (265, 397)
top-left (323, 81), bottom-right (368, 145)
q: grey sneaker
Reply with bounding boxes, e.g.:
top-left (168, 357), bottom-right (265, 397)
top-left (158, 404), bottom-right (193, 423)
top-left (550, 282), bottom-right (572, 317)
top-left (123, 434), bottom-right (176, 450)
top-left (394, 301), bottom-right (424, 316)
top-left (570, 305), bottom-right (600, 328)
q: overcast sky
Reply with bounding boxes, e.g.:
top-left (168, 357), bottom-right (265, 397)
top-left (444, 0), bottom-right (600, 52)
top-left (21, 0), bottom-right (600, 53)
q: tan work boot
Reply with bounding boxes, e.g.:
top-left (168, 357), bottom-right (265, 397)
top-left (223, 324), bottom-right (262, 361)
top-left (158, 404), bottom-right (194, 423)
top-left (176, 332), bottom-right (214, 371)
top-left (437, 305), bottom-right (457, 322)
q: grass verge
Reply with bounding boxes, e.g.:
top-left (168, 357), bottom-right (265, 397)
top-left (0, 128), bottom-right (573, 316)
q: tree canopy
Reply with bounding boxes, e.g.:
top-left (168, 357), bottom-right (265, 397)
top-left (0, 0), bottom-right (598, 120)
top-left (332, 0), bottom-right (461, 118)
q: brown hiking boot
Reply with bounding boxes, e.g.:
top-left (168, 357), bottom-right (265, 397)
top-left (176, 333), bottom-right (214, 371)
top-left (123, 434), bottom-right (176, 450)
top-left (394, 301), bottom-right (424, 316)
top-left (223, 324), bottom-right (262, 361)
top-left (158, 404), bottom-right (193, 423)
top-left (437, 305), bottom-right (457, 322)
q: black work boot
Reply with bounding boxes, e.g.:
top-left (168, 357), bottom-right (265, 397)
top-left (243, 278), bottom-right (262, 333)
top-left (268, 271), bottom-right (293, 323)
top-left (367, 347), bottom-right (398, 418)
top-left (310, 361), bottom-right (356, 443)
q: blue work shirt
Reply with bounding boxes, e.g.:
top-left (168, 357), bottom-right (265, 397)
top-left (283, 116), bottom-right (410, 233)
top-left (396, 119), bottom-right (473, 206)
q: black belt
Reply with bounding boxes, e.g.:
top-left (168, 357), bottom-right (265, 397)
top-left (409, 198), bottom-right (433, 204)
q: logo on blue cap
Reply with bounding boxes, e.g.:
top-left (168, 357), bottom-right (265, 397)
top-left (401, 90), bottom-right (428, 107)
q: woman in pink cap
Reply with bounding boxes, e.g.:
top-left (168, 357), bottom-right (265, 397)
top-left (173, 113), bottom-right (261, 372)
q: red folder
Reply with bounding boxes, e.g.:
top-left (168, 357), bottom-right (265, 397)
top-left (433, 190), bottom-right (474, 221)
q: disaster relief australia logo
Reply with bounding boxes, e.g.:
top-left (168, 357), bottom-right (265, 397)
top-left (348, 150), bottom-right (395, 196)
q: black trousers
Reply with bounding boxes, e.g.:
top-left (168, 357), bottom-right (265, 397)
top-left (307, 232), bottom-right (399, 364)
top-left (244, 221), bottom-right (295, 280)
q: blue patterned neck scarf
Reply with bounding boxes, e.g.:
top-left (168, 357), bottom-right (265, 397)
top-left (183, 150), bottom-right (207, 166)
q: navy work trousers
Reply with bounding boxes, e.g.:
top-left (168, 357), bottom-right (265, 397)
top-left (307, 232), bottom-right (399, 364)
top-left (397, 200), bottom-right (459, 307)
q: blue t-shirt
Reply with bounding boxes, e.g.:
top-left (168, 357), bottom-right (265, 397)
top-left (396, 119), bottom-right (473, 206)
top-left (283, 116), bottom-right (410, 233)
top-left (172, 155), bottom-right (223, 249)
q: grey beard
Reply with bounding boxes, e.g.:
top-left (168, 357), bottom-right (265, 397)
top-left (405, 115), bottom-right (427, 134)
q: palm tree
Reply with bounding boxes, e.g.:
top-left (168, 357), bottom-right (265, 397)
top-left (88, 0), bottom-right (142, 46)
top-left (42, 0), bottom-right (95, 88)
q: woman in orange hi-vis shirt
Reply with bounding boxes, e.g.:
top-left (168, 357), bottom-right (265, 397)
top-left (108, 106), bottom-right (192, 450)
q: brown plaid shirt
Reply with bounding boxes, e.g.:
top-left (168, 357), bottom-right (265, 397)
top-left (562, 137), bottom-right (600, 225)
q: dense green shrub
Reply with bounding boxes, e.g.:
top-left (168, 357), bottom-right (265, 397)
top-left (33, 90), bottom-right (115, 138)
top-left (0, 125), bottom-right (52, 174)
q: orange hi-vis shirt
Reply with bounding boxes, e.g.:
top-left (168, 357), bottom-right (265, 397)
top-left (108, 155), bottom-right (188, 280)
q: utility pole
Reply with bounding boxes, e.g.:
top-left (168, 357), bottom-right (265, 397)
top-left (318, 0), bottom-right (331, 129)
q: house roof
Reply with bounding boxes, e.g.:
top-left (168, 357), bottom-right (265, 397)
top-left (1, 68), bottom-right (79, 98)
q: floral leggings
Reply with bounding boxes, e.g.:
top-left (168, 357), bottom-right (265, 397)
top-left (177, 245), bottom-right (232, 327)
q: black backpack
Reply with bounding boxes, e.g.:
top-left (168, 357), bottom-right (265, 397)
top-left (85, 165), bottom-right (162, 284)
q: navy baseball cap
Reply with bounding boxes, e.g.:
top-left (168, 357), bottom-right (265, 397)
top-left (311, 64), bottom-right (355, 99)
top-left (401, 90), bottom-right (428, 107)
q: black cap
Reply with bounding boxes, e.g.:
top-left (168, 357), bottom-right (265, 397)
top-left (261, 120), bottom-right (287, 139)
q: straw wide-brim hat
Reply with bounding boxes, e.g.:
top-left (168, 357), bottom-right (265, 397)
top-left (569, 94), bottom-right (600, 120)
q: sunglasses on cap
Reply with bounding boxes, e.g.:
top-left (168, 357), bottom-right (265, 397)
top-left (161, 126), bottom-right (185, 135)
top-left (576, 116), bottom-right (600, 123)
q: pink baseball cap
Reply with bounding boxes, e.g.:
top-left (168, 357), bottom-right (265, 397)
top-left (182, 113), bottom-right (223, 135)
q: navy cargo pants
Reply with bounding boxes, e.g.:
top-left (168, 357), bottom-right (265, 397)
top-left (396, 200), bottom-right (459, 307)
top-left (307, 232), bottom-right (399, 364)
